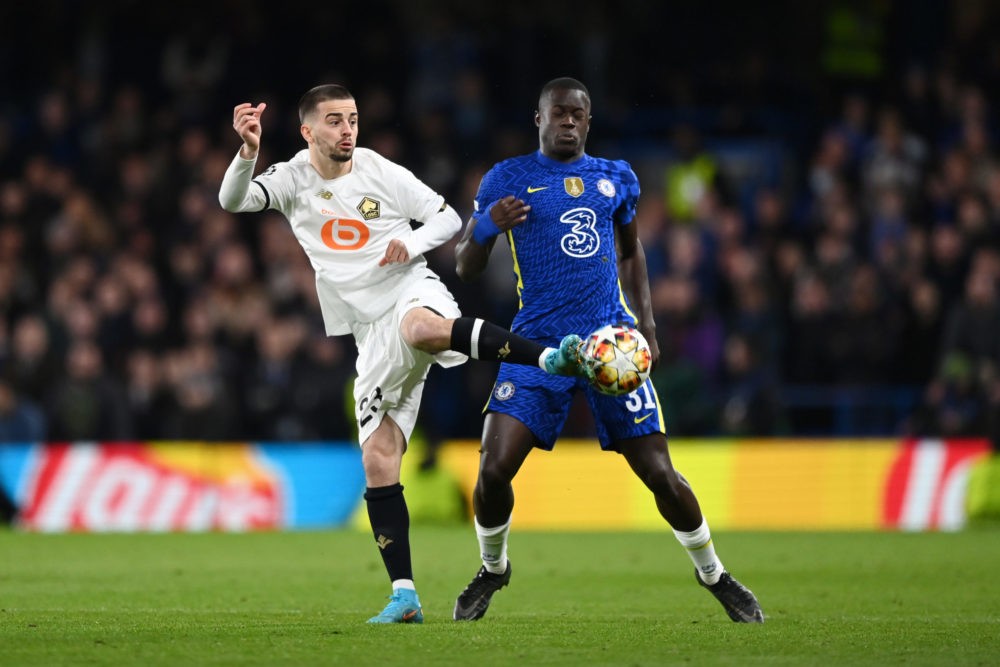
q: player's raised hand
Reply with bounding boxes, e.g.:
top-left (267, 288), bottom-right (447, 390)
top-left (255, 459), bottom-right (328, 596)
top-left (233, 102), bottom-right (267, 159)
top-left (379, 238), bottom-right (411, 267)
top-left (489, 195), bottom-right (531, 231)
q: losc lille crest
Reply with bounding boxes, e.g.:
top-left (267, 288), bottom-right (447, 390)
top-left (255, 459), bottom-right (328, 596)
top-left (356, 196), bottom-right (381, 220)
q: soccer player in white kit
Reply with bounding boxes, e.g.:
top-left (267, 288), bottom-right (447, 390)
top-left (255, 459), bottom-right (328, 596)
top-left (219, 84), bottom-right (587, 623)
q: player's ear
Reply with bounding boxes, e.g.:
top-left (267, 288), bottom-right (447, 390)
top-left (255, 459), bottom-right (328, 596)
top-left (534, 111), bottom-right (541, 127)
top-left (300, 124), bottom-right (313, 144)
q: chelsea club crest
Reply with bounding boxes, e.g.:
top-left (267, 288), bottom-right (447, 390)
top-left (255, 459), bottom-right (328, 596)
top-left (494, 382), bottom-right (516, 401)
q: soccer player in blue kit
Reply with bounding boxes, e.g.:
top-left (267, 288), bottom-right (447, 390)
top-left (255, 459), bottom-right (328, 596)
top-left (452, 78), bottom-right (764, 623)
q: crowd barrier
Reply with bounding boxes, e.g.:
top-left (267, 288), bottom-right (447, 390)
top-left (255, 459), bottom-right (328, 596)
top-left (0, 438), bottom-right (991, 532)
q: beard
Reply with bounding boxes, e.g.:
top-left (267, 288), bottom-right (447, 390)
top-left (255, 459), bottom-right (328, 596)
top-left (327, 147), bottom-right (353, 162)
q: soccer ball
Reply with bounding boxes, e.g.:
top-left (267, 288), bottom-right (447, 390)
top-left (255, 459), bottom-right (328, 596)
top-left (582, 324), bottom-right (652, 396)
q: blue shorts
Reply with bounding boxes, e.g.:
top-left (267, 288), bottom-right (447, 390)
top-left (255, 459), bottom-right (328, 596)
top-left (485, 362), bottom-right (666, 451)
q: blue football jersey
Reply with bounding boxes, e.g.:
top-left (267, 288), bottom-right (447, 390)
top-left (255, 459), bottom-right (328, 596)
top-left (473, 151), bottom-right (641, 342)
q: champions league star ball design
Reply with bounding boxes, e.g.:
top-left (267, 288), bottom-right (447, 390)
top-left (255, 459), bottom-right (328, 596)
top-left (582, 324), bottom-right (652, 396)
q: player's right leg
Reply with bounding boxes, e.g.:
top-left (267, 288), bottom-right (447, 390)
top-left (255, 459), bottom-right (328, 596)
top-left (399, 308), bottom-right (588, 377)
top-left (454, 413), bottom-right (536, 621)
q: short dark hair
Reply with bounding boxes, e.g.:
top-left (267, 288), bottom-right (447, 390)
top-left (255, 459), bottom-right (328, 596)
top-left (298, 84), bottom-right (354, 123)
top-left (538, 77), bottom-right (590, 107)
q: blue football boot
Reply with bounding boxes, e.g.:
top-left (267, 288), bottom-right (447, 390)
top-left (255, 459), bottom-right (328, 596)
top-left (543, 334), bottom-right (590, 378)
top-left (367, 589), bottom-right (424, 624)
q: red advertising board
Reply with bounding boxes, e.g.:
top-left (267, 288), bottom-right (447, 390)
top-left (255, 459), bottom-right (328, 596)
top-left (19, 443), bottom-right (283, 532)
top-left (882, 439), bottom-right (992, 531)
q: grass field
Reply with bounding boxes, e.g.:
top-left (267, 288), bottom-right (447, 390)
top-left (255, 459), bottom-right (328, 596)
top-left (1, 527), bottom-right (998, 666)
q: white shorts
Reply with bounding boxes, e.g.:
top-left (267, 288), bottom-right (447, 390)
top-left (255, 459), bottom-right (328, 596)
top-left (351, 277), bottom-right (466, 445)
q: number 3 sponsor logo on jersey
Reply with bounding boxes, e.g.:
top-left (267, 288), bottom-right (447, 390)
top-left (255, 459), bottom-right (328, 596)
top-left (321, 218), bottom-right (370, 250)
top-left (559, 207), bottom-right (600, 258)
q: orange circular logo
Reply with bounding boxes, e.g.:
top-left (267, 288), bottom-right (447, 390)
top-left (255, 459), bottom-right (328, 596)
top-left (321, 218), bottom-right (370, 250)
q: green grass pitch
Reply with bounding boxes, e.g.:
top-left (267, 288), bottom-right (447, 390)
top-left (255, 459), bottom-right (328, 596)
top-left (1, 527), bottom-right (998, 666)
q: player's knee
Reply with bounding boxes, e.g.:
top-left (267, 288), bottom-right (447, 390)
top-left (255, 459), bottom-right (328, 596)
top-left (478, 459), bottom-right (516, 491)
top-left (400, 309), bottom-right (448, 353)
top-left (637, 461), bottom-right (686, 500)
top-left (361, 438), bottom-right (401, 481)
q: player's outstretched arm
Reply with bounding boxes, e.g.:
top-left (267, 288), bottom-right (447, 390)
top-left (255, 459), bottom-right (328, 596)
top-left (219, 102), bottom-right (269, 213)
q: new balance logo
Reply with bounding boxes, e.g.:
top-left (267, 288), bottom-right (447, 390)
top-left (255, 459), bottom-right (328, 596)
top-left (375, 534), bottom-right (394, 549)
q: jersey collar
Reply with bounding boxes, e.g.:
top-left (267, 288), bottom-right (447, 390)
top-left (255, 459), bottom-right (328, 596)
top-left (533, 150), bottom-right (591, 171)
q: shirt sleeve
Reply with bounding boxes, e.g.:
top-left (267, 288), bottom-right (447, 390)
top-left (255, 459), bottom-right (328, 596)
top-left (472, 166), bottom-right (505, 223)
top-left (218, 151), bottom-right (266, 212)
top-left (391, 162), bottom-right (446, 223)
top-left (383, 160), bottom-right (459, 257)
top-left (218, 151), bottom-right (295, 215)
top-left (402, 204), bottom-right (462, 257)
top-left (613, 161), bottom-right (641, 227)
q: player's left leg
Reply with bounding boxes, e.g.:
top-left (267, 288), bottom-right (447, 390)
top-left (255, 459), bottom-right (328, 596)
top-left (361, 415), bottom-right (424, 624)
top-left (617, 434), bottom-right (764, 623)
top-left (399, 307), bottom-right (586, 376)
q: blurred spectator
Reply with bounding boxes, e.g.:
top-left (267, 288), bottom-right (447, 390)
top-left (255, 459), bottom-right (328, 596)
top-left (939, 264), bottom-right (1000, 388)
top-left (652, 275), bottom-right (724, 383)
top-left (827, 264), bottom-right (896, 385)
top-left (160, 22), bottom-right (230, 124)
top-left (861, 107), bottom-right (928, 210)
top-left (6, 314), bottom-right (59, 403)
top-left (244, 316), bottom-right (308, 441)
top-left (45, 339), bottom-right (132, 440)
top-left (0, 377), bottom-right (46, 442)
top-left (663, 124), bottom-right (730, 224)
top-left (913, 264), bottom-right (1000, 438)
top-left (911, 352), bottom-right (986, 437)
top-left (784, 271), bottom-right (835, 384)
top-left (291, 334), bottom-right (355, 441)
top-left (896, 278), bottom-right (945, 385)
top-left (124, 349), bottom-right (172, 440)
top-left (651, 338), bottom-right (716, 436)
top-left (926, 224), bottom-right (969, 304)
top-left (717, 333), bottom-right (787, 436)
top-left (160, 343), bottom-right (240, 440)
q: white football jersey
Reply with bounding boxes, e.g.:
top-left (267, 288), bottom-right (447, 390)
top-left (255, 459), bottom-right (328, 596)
top-left (221, 148), bottom-right (449, 334)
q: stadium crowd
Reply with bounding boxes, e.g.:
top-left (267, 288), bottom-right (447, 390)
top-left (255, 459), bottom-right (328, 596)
top-left (1, 1), bottom-right (999, 446)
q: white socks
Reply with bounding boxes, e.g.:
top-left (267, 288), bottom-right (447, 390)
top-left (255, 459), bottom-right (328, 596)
top-left (475, 516), bottom-right (511, 574)
top-left (392, 579), bottom-right (415, 592)
top-left (673, 518), bottom-right (724, 585)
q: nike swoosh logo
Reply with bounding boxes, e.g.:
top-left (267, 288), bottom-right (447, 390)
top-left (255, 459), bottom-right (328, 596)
top-left (402, 609), bottom-right (420, 621)
top-left (526, 186), bottom-right (548, 193)
top-left (633, 413), bottom-right (654, 424)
